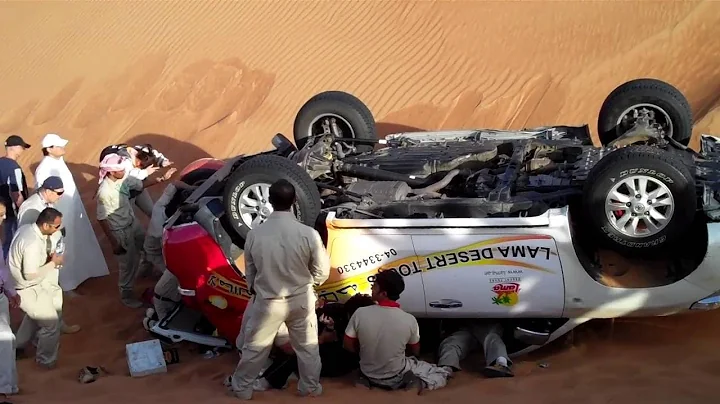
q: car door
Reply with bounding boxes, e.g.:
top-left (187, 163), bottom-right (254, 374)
top-left (413, 232), bottom-right (565, 318)
top-left (317, 228), bottom-right (427, 316)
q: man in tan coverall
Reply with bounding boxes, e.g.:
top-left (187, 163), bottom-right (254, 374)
top-left (230, 179), bottom-right (330, 401)
top-left (16, 176), bottom-right (81, 335)
top-left (96, 153), bottom-right (176, 308)
top-left (9, 207), bottom-right (64, 369)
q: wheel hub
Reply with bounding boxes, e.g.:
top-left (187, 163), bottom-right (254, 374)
top-left (237, 183), bottom-right (273, 228)
top-left (616, 103), bottom-right (674, 139)
top-left (604, 174), bottom-right (675, 238)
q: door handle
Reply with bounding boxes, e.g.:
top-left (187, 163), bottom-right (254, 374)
top-left (429, 299), bottom-right (463, 309)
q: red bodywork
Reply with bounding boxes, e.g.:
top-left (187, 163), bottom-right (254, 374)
top-left (162, 222), bottom-right (250, 343)
top-left (178, 158), bottom-right (226, 178)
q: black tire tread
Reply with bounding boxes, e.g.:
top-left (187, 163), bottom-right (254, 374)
top-left (293, 91), bottom-right (377, 153)
top-left (222, 155), bottom-right (321, 238)
top-left (582, 145), bottom-right (696, 253)
top-left (598, 78), bottom-right (693, 146)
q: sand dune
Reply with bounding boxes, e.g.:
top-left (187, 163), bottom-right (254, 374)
top-left (1, 1), bottom-right (720, 403)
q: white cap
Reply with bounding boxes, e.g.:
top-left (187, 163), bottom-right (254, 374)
top-left (41, 133), bottom-right (69, 148)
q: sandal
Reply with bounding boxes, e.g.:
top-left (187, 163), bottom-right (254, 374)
top-left (77, 366), bottom-right (110, 384)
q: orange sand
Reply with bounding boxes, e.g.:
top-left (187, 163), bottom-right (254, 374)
top-left (2, 1), bottom-right (720, 403)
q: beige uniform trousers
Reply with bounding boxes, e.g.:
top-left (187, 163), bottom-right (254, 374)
top-left (235, 296), bottom-right (290, 353)
top-left (133, 189), bottom-right (154, 219)
top-left (143, 235), bottom-right (166, 277)
top-left (231, 289), bottom-right (321, 399)
top-left (110, 221), bottom-right (145, 295)
top-left (152, 270), bottom-right (181, 321)
top-left (15, 274), bottom-right (63, 367)
top-left (0, 293), bottom-right (19, 395)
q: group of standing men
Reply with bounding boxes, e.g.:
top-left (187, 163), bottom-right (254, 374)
top-left (0, 133), bottom-right (178, 400)
top-left (225, 179), bottom-right (516, 401)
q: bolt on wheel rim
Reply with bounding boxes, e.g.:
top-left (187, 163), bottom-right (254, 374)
top-left (238, 183), bottom-right (273, 228)
top-left (604, 175), bottom-right (674, 238)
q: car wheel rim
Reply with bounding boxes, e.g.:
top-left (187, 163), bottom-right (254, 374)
top-left (615, 103), bottom-right (674, 139)
top-left (238, 183), bottom-right (273, 228)
top-left (237, 183), bottom-right (300, 229)
top-left (308, 113), bottom-right (356, 151)
top-left (604, 174), bottom-right (675, 238)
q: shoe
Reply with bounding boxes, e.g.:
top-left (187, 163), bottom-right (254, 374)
top-left (298, 385), bottom-right (322, 397)
top-left (252, 378), bottom-right (271, 391)
top-left (481, 363), bottom-right (514, 378)
top-left (121, 290), bottom-right (144, 308)
top-left (142, 317), bottom-right (157, 331)
top-left (62, 323), bottom-right (81, 334)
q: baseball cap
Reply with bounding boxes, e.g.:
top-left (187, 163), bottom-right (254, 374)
top-left (41, 133), bottom-right (69, 148)
top-left (41, 176), bottom-right (64, 191)
top-left (5, 135), bottom-right (31, 149)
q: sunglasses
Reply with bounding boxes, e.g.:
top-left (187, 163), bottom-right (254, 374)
top-left (52, 189), bottom-right (64, 196)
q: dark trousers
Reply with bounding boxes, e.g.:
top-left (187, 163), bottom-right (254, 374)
top-left (262, 342), bottom-right (358, 389)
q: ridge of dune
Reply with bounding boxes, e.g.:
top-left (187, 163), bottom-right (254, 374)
top-left (1, 1), bottom-right (720, 403)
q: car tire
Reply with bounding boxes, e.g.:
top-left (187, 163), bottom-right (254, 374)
top-left (293, 91), bottom-right (377, 154)
top-left (582, 145), bottom-right (696, 255)
top-left (597, 78), bottom-right (693, 146)
top-left (223, 155), bottom-right (322, 239)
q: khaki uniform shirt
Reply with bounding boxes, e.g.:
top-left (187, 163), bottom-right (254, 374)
top-left (8, 224), bottom-right (61, 290)
top-left (97, 176), bottom-right (143, 231)
top-left (244, 211), bottom-right (330, 300)
top-left (17, 192), bottom-right (52, 228)
top-left (344, 303), bottom-right (421, 380)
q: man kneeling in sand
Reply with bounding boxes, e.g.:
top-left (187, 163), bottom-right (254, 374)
top-left (344, 271), bottom-right (451, 392)
top-left (437, 321), bottom-right (514, 378)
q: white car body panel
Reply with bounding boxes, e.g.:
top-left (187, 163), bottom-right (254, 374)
top-left (323, 207), bottom-right (720, 320)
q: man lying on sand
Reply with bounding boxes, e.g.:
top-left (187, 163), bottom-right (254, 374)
top-left (437, 320), bottom-right (514, 378)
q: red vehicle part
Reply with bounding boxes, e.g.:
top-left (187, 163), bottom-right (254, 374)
top-left (179, 158), bottom-right (226, 179)
top-left (162, 222), bottom-right (250, 343)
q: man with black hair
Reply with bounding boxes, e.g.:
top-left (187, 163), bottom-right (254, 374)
top-left (230, 178), bottom-right (330, 401)
top-left (8, 208), bottom-right (65, 369)
top-left (344, 270), bottom-right (451, 392)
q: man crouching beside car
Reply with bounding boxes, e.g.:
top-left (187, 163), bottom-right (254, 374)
top-left (343, 270), bottom-right (451, 393)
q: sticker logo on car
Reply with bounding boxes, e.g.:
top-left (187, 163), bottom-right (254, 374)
top-left (491, 282), bottom-right (520, 306)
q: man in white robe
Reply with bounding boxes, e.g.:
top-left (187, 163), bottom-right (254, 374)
top-left (34, 134), bottom-right (109, 292)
